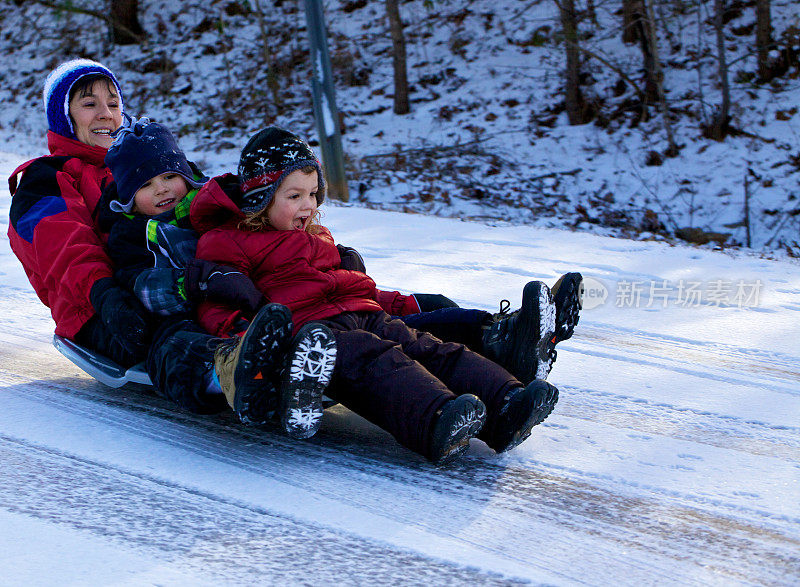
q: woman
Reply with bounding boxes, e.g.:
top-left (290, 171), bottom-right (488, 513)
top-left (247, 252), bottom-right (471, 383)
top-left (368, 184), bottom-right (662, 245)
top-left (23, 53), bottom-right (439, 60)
top-left (9, 60), bottom-right (145, 364)
top-left (7, 59), bottom-right (284, 418)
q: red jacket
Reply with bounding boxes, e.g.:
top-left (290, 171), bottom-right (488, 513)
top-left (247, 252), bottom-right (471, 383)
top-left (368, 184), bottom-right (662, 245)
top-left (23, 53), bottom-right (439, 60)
top-left (191, 175), bottom-right (384, 336)
top-left (7, 132), bottom-right (115, 338)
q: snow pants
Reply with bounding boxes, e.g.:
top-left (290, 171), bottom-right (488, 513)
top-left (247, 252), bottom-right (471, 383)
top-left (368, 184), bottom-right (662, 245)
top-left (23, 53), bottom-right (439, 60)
top-left (318, 311), bottom-right (520, 458)
top-left (146, 318), bottom-right (228, 415)
top-left (399, 307), bottom-right (491, 357)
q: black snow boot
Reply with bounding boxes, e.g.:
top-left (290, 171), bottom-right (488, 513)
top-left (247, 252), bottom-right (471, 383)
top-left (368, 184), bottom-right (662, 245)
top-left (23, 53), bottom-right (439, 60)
top-left (278, 322), bottom-right (337, 439)
top-left (480, 380), bottom-right (559, 453)
top-left (214, 303), bottom-right (293, 425)
top-left (428, 394), bottom-right (486, 465)
top-left (551, 272), bottom-right (583, 344)
top-left (482, 281), bottom-right (556, 383)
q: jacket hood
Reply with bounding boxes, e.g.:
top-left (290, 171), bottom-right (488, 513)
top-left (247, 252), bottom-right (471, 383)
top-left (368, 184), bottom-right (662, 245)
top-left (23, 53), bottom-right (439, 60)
top-left (190, 173), bottom-right (247, 233)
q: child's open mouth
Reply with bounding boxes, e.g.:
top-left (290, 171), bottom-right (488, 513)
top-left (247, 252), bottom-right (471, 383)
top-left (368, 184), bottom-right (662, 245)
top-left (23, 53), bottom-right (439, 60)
top-left (294, 216), bottom-right (309, 230)
top-left (156, 198), bottom-right (176, 208)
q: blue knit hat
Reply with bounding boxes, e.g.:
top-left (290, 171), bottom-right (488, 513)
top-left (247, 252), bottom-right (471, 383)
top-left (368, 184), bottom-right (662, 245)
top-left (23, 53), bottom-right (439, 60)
top-left (237, 126), bottom-right (326, 214)
top-left (105, 117), bottom-right (205, 213)
top-left (43, 59), bottom-right (124, 141)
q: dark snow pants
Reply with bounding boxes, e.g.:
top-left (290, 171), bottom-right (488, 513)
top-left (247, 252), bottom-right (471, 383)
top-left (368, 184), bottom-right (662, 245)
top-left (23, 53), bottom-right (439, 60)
top-left (318, 311), bottom-right (520, 458)
top-left (146, 318), bottom-right (228, 414)
top-left (399, 307), bottom-right (492, 356)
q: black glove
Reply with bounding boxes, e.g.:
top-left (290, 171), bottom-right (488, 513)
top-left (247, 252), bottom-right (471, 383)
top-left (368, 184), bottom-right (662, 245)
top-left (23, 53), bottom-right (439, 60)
top-left (412, 293), bottom-right (460, 312)
top-left (183, 259), bottom-right (266, 314)
top-left (337, 244), bottom-right (366, 272)
top-left (89, 277), bottom-right (151, 356)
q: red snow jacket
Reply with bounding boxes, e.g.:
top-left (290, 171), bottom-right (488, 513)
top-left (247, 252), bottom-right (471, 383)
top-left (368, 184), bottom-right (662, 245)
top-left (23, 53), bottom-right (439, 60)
top-left (7, 132), bottom-right (115, 338)
top-left (191, 175), bottom-right (384, 336)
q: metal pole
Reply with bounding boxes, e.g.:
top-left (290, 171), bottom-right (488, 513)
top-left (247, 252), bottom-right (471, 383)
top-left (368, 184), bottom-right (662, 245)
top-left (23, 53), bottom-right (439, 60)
top-left (304, 0), bottom-right (349, 201)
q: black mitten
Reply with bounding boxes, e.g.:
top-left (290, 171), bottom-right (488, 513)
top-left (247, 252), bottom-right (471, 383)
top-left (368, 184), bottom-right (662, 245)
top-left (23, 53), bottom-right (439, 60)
top-left (337, 244), bottom-right (366, 272)
top-left (89, 277), bottom-right (151, 355)
top-left (184, 259), bottom-right (266, 313)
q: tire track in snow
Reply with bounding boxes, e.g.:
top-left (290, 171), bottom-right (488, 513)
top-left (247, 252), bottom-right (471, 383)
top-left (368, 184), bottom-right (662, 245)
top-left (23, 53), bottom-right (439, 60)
top-left (574, 322), bottom-right (800, 391)
top-left (556, 385), bottom-right (800, 461)
top-left (553, 322), bottom-right (800, 461)
top-left (0, 434), bottom-right (523, 586)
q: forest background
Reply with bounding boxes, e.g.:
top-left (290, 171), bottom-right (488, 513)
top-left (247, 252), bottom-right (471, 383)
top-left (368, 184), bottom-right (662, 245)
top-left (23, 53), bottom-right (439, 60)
top-left (1, 0), bottom-right (798, 255)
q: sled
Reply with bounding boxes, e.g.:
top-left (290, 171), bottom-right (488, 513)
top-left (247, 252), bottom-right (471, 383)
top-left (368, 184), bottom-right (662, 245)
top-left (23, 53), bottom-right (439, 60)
top-left (53, 334), bottom-right (152, 388)
top-left (53, 334), bottom-right (337, 407)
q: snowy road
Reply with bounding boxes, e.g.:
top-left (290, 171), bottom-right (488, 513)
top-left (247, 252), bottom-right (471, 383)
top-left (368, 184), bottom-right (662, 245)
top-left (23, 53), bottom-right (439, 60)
top-left (2, 152), bottom-right (799, 584)
top-left (1, 314), bottom-right (798, 585)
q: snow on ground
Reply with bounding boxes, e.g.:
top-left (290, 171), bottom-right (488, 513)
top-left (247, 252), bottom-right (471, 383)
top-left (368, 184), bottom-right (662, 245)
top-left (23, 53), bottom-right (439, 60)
top-left (1, 148), bottom-right (799, 584)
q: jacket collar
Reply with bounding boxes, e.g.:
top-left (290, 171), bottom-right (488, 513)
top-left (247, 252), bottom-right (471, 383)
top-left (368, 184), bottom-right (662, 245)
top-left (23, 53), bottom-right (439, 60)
top-left (47, 130), bottom-right (108, 167)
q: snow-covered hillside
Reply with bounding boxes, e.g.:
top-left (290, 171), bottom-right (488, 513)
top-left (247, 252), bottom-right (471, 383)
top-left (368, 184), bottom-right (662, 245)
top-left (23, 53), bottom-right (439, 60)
top-left (0, 0), bottom-right (798, 253)
top-left (1, 149), bottom-right (798, 584)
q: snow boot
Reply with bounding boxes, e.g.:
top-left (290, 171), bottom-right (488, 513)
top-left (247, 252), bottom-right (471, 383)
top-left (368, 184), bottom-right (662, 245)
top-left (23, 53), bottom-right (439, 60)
top-left (279, 322), bottom-right (337, 439)
top-left (480, 380), bottom-right (559, 453)
top-left (428, 394), bottom-right (487, 465)
top-left (551, 272), bottom-right (583, 344)
top-left (482, 281), bottom-right (556, 383)
top-left (214, 303), bottom-right (293, 425)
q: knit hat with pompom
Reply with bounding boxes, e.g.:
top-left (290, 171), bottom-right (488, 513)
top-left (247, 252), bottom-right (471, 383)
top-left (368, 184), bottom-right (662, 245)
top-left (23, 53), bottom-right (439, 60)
top-left (43, 58), bottom-right (124, 141)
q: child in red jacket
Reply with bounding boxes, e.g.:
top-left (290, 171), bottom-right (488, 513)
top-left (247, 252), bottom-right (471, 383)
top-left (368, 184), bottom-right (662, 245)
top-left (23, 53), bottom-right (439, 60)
top-left (191, 127), bottom-right (559, 465)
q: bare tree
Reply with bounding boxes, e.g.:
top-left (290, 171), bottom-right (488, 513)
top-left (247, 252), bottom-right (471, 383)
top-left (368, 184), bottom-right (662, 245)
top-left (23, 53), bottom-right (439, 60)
top-left (555, 0), bottom-right (590, 124)
top-left (707, 0), bottom-right (731, 140)
top-left (385, 0), bottom-right (409, 114)
top-left (755, 0), bottom-right (773, 82)
top-left (622, 0), bottom-right (641, 44)
top-left (254, 0), bottom-right (283, 116)
top-left (621, 0), bottom-right (660, 103)
top-left (29, 0), bottom-right (144, 43)
top-left (110, 0), bottom-right (144, 45)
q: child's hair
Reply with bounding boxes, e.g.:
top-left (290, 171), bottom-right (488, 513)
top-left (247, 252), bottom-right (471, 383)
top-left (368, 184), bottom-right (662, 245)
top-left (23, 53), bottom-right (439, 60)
top-left (105, 118), bottom-right (206, 213)
top-left (239, 165), bottom-right (322, 233)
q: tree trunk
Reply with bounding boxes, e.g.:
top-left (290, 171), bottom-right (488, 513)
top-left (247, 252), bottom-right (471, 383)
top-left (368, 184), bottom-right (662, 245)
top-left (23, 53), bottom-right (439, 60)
top-left (624, 0), bottom-right (659, 104)
top-left (558, 0), bottom-right (587, 125)
top-left (622, 0), bottom-right (640, 44)
top-left (586, 0), bottom-right (598, 26)
top-left (385, 0), bottom-right (409, 115)
top-left (644, 0), bottom-right (678, 155)
top-left (709, 0), bottom-right (731, 140)
top-left (755, 0), bottom-right (773, 81)
top-left (109, 0), bottom-right (144, 45)
top-left (255, 0), bottom-right (282, 116)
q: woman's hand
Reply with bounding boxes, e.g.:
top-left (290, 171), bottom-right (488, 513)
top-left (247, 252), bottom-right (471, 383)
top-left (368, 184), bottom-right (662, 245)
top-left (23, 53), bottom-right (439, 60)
top-left (90, 277), bottom-right (151, 355)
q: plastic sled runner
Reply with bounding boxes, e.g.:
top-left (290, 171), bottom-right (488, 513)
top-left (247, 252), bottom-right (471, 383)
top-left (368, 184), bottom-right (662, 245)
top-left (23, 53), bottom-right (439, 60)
top-left (53, 334), bottom-right (152, 388)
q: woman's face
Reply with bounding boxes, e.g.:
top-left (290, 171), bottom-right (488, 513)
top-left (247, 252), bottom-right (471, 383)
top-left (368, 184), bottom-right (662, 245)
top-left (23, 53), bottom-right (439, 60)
top-left (267, 169), bottom-right (319, 231)
top-left (68, 80), bottom-right (122, 149)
